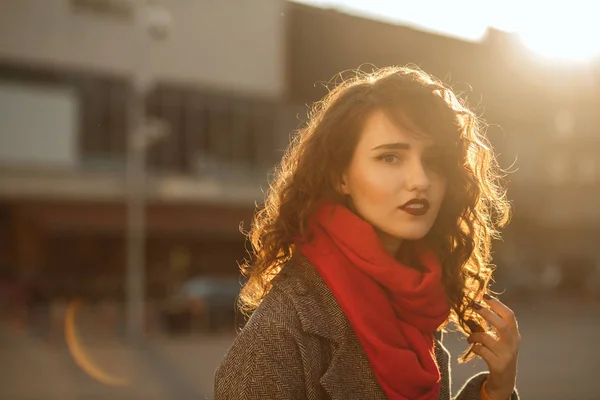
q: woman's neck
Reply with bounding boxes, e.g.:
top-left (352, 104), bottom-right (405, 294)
top-left (374, 229), bottom-right (403, 258)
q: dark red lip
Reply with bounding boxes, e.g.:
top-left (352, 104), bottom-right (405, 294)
top-left (399, 198), bottom-right (430, 216)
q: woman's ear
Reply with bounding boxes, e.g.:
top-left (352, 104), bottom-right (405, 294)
top-left (332, 172), bottom-right (350, 195)
top-left (340, 175), bottom-right (350, 195)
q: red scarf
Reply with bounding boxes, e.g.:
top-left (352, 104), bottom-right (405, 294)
top-left (300, 203), bottom-right (450, 400)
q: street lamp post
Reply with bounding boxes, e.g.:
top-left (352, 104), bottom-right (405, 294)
top-left (125, 1), bottom-right (171, 342)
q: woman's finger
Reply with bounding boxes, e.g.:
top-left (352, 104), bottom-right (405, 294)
top-left (471, 302), bottom-right (512, 338)
top-left (465, 319), bottom-right (484, 333)
top-left (469, 343), bottom-right (498, 365)
top-left (467, 332), bottom-right (501, 357)
top-left (482, 294), bottom-right (518, 332)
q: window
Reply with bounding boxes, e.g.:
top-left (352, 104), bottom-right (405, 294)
top-left (0, 81), bottom-right (78, 168)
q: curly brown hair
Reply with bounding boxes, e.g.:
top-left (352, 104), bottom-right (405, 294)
top-left (239, 66), bottom-right (511, 360)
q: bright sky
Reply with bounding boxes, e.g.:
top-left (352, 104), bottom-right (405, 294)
top-left (292, 0), bottom-right (600, 62)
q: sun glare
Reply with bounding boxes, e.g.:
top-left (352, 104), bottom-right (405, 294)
top-left (514, 12), bottom-right (600, 62)
top-left (292, 0), bottom-right (600, 63)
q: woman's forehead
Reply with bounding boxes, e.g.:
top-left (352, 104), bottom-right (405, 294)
top-left (359, 110), bottom-right (435, 148)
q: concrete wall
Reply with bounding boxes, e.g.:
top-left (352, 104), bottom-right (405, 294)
top-left (0, 0), bottom-right (285, 97)
top-left (0, 81), bottom-right (78, 168)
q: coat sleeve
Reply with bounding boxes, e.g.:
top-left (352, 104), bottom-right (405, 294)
top-left (454, 371), bottom-right (520, 400)
top-left (214, 291), bottom-right (307, 400)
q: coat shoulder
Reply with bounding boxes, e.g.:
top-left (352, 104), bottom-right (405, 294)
top-left (242, 282), bottom-right (304, 337)
top-left (214, 285), bottom-right (308, 399)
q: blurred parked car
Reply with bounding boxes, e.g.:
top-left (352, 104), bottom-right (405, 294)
top-left (162, 276), bottom-right (244, 334)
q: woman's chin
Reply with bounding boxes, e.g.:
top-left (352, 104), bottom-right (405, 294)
top-left (387, 225), bottom-right (433, 242)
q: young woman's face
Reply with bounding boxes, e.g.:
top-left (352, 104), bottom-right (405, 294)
top-left (340, 109), bottom-right (447, 253)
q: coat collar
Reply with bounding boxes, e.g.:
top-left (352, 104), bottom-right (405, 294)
top-left (275, 257), bottom-right (385, 399)
top-left (274, 257), bottom-right (350, 343)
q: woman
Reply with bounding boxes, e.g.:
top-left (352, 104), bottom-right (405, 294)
top-left (215, 66), bottom-right (520, 400)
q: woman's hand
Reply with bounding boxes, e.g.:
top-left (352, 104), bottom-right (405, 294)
top-left (468, 294), bottom-right (520, 400)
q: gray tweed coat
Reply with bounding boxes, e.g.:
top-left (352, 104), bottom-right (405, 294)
top-left (214, 259), bottom-right (519, 399)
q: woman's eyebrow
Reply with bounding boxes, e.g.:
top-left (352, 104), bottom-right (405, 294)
top-left (370, 142), bottom-right (410, 151)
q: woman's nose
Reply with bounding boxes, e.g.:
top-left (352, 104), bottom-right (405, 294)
top-left (405, 160), bottom-right (431, 192)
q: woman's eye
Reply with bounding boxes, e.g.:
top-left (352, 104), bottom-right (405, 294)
top-left (378, 154), bottom-right (400, 163)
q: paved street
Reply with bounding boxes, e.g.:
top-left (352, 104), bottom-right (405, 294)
top-left (1, 297), bottom-right (598, 399)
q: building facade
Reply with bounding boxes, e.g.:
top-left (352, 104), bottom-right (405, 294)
top-left (0, 0), bottom-right (292, 300)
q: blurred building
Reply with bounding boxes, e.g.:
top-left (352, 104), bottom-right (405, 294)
top-left (0, 0), bottom-right (294, 299)
top-left (1, 0), bottom-right (599, 300)
top-left (286, 2), bottom-right (600, 290)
